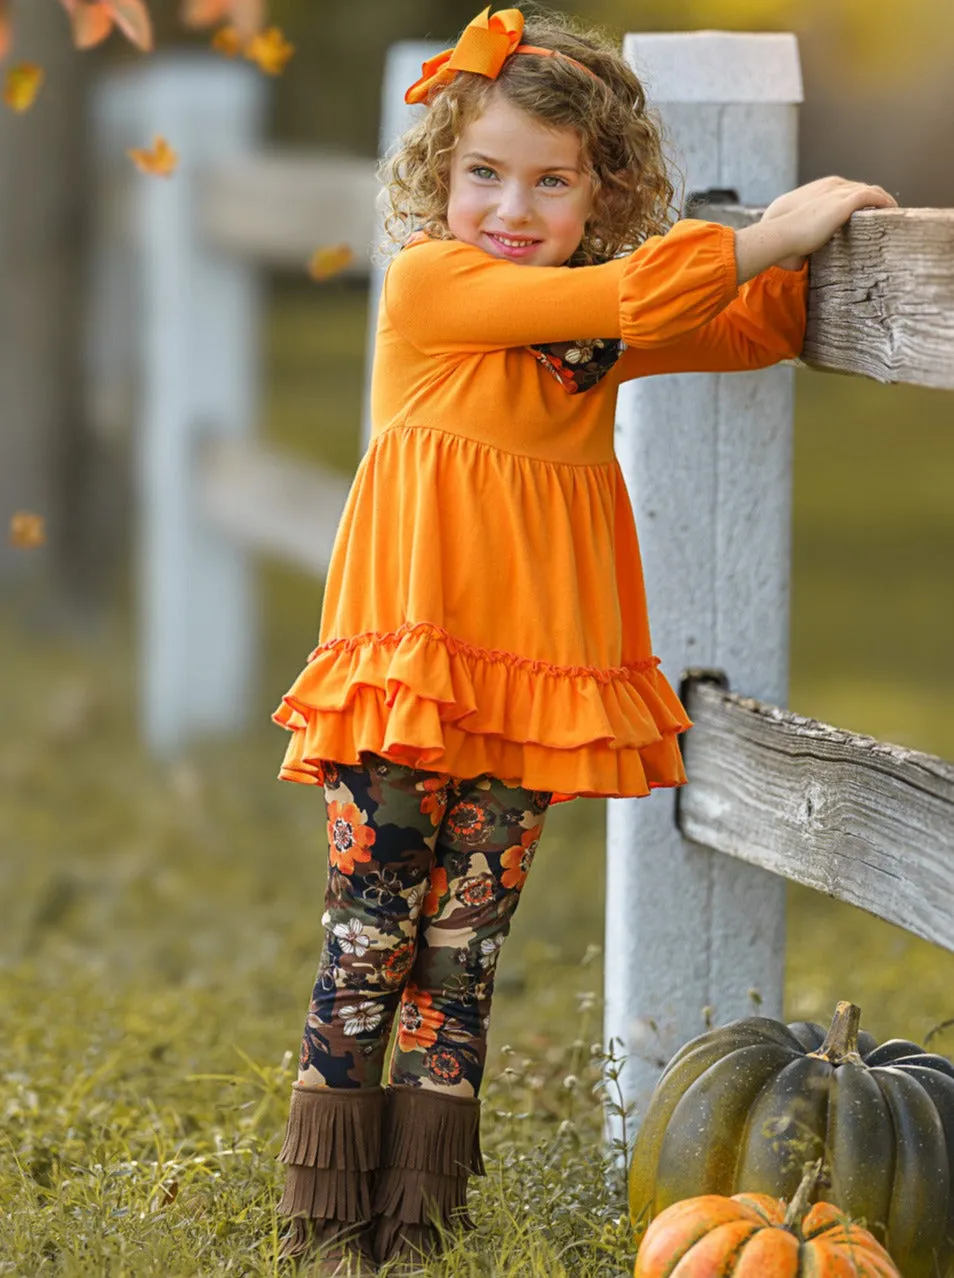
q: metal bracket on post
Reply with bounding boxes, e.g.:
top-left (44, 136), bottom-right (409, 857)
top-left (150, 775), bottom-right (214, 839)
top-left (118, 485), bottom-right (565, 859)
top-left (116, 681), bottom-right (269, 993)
top-left (684, 189), bottom-right (739, 216)
top-left (674, 668), bottom-right (730, 833)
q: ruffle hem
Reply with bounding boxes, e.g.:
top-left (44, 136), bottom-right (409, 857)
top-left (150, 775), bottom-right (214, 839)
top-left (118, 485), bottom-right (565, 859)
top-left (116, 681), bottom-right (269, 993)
top-left (272, 621), bottom-right (690, 804)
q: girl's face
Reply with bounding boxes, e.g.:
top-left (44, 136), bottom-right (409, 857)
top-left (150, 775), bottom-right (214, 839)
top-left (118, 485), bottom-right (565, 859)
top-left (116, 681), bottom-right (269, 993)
top-left (447, 92), bottom-right (594, 267)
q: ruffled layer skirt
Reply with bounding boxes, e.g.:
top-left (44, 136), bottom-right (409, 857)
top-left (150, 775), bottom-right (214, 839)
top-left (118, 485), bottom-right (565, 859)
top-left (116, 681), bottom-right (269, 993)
top-left (272, 621), bottom-right (689, 803)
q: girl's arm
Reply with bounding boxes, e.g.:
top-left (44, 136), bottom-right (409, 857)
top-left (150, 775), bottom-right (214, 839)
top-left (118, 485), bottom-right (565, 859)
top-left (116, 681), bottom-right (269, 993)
top-left (617, 177), bottom-right (898, 379)
top-left (617, 259), bottom-right (808, 381)
top-left (383, 219), bottom-right (739, 354)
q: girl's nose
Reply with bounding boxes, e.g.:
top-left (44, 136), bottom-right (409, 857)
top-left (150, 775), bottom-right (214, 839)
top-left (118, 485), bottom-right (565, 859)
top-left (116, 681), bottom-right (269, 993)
top-left (496, 182), bottom-right (533, 224)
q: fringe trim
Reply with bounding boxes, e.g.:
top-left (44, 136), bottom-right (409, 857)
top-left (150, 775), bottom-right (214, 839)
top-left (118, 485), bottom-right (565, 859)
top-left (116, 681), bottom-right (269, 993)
top-left (278, 1084), bottom-right (384, 1171)
top-left (378, 1085), bottom-right (485, 1179)
top-left (277, 1085), bottom-right (384, 1227)
top-left (279, 1162), bottom-right (374, 1223)
top-left (372, 1166), bottom-right (476, 1227)
top-left (371, 1085), bottom-right (484, 1251)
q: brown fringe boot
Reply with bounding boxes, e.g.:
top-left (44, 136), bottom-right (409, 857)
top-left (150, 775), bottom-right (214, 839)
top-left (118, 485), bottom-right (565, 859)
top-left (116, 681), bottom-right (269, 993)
top-left (277, 1083), bottom-right (385, 1273)
top-left (371, 1085), bottom-right (485, 1268)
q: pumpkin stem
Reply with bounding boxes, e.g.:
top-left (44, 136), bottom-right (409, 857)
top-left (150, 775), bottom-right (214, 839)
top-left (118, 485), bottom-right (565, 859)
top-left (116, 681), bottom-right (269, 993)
top-left (784, 1158), bottom-right (825, 1232)
top-left (806, 1000), bottom-right (863, 1064)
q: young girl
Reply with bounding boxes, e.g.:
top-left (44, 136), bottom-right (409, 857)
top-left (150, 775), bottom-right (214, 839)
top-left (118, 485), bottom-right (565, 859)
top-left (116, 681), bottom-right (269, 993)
top-left (270, 6), bottom-right (896, 1272)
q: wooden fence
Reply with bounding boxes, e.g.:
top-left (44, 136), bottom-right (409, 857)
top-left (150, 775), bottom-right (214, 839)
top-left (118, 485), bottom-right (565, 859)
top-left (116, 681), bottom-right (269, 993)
top-left (88, 34), bottom-right (954, 1135)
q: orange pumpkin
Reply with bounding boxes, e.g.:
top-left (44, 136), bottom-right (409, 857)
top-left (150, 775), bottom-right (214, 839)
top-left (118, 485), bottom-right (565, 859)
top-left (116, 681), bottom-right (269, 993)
top-left (635, 1161), bottom-right (901, 1278)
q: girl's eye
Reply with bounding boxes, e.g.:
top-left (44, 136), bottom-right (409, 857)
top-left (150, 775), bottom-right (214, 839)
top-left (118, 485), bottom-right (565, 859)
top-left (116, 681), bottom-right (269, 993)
top-left (467, 166), bottom-right (567, 189)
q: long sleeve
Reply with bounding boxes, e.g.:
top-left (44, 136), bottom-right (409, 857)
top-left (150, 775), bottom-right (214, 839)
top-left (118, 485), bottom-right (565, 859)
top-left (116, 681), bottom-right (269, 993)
top-left (617, 260), bottom-right (809, 380)
top-left (383, 219), bottom-right (739, 355)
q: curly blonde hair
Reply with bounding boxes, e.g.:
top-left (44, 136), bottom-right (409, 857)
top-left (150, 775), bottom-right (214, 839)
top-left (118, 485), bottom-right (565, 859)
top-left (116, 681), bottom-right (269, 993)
top-left (377, 5), bottom-right (681, 267)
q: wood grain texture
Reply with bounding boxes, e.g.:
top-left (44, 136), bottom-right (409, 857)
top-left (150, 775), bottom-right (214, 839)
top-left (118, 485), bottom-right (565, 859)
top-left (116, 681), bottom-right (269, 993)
top-left (679, 675), bottom-right (954, 951)
top-left (700, 202), bottom-right (954, 387)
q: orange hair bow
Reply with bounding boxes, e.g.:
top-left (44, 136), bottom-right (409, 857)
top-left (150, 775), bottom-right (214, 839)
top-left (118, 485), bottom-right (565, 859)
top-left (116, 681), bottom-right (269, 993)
top-left (404, 5), bottom-right (599, 106)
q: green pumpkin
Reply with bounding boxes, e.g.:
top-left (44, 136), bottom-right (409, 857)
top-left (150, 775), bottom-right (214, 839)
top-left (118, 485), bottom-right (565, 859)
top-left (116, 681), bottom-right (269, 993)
top-left (629, 1001), bottom-right (954, 1278)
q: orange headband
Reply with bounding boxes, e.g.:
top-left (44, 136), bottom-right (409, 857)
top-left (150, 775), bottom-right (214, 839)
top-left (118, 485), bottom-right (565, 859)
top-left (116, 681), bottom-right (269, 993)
top-left (404, 6), bottom-right (600, 106)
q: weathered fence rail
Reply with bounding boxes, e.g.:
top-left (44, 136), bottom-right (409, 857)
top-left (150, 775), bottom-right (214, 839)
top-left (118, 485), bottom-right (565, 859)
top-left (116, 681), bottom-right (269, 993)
top-left (197, 150), bottom-right (378, 273)
top-left (679, 672), bottom-right (954, 950)
top-left (703, 201), bottom-right (954, 386)
top-left (198, 436), bottom-right (348, 578)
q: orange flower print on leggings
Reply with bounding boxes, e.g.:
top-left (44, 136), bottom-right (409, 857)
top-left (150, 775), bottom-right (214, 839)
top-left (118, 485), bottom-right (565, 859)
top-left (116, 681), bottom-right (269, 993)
top-left (442, 798), bottom-right (495, 845)
top-left (418, 775), bottom-right (451, 827)
top-left (326, 799), bottom-right (376, 875)
top-left (397, 985), bottom-right (442, 1051)
top-left (422, 865), bottom-right (448, 918)
top-left (500, 825), bottom-right (542, 890)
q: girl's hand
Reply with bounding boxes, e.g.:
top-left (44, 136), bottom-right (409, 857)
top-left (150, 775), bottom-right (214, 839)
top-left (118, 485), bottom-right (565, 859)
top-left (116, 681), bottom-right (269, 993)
top-left (764, 176), bottom-right (897, 254)
top-left (734, 176), bottom-right (898, 282)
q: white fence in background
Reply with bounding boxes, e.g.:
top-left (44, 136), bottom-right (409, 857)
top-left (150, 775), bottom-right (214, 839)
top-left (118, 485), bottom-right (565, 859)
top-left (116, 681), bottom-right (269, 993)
top-left (88, 49), bottom-right (437, 754)
top-left (89, 37), bottom-right (954, 1148)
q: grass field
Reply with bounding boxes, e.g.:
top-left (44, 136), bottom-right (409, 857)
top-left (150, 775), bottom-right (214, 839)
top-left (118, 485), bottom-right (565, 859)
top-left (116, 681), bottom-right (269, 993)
top-left (1, 279), bottom-right (952, 1273)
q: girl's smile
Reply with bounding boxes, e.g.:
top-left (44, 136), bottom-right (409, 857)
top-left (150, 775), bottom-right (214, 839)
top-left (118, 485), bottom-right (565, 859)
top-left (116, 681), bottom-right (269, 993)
top-left (447, 92), bottom-right (595, 268)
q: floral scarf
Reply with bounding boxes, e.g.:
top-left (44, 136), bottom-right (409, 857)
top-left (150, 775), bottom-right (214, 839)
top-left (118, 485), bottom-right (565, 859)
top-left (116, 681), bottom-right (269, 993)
top-left (528, 335), bottom-right (623, 394)
top-left (527, 254), bottom-right (623, 394)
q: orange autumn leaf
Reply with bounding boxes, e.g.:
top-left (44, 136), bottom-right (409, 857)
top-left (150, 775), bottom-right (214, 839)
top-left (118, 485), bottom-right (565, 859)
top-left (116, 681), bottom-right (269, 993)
top-left (308, 244), bottom-right (354, 282)
top-left (211, 25), bottom-right (242, 57)
top-left (127, 135), bottom-right (178, 177)
top-left (9, 512), bottom-right (45, 549)
top-left (181, 0), bottom-right (263, 40)
top-left (59, 0), bottom-right (154, 52)
top-left (61, 0), bottom-right (112, 49)
top-left (3, 63), bottom-right (44, 112)
top-left (244, 25), bottom-right (293, 75)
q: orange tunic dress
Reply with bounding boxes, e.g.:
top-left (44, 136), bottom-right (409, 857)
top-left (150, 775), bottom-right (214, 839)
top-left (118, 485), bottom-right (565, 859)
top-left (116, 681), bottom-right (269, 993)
top-left (273, 219), bottom-right (809, 802)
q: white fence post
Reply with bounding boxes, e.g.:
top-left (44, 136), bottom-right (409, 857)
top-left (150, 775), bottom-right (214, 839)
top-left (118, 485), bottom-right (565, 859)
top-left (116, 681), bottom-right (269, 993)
top-left (605, 33), bottom-right (803, 1133)
top-left (92, 57), bottom-right (266, 754)
top-left (362, 41), bottom-right (443, 450)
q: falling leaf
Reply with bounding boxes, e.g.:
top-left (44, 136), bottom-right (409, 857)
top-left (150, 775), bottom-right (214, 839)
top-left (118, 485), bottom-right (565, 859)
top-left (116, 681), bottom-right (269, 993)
top-left (244, 25), bottom-right (293, 75)
top-left (308, 244), bottom-right (354, 282)
top-left (3, 63), bottom-right (44, 112)
top-left (59, 0), bottom-right (153, 52)
top-left (127, 135), bottom-right (178, 177)
top-left (211, 25), bottom-right (242, 57)
top-left (60, 0), bottom-right (111, 49)
top-left (9, 512), bottom-right (45, 549)
top-left (181, 0), bottom-right (263, 40)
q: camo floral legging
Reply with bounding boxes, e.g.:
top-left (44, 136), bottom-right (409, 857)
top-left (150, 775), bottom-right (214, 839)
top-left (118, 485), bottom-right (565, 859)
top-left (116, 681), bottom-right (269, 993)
top-left (295, 754), bottom-right (552, 1097)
